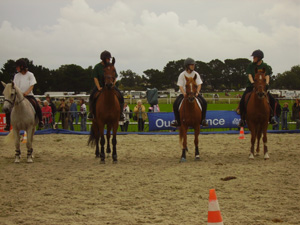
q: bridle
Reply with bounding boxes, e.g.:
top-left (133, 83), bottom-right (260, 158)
top-left (253, 73), bottom-right (267, 99)
top-left (4, 86), bottom-right (25, 107)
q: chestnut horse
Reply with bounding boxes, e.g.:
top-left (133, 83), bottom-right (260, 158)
top-left (88, 60), bottom-right (120, 163)
top-left (246, 68), bottom-right (270, 160)
top-left (179, 75), bottom-right (202, 162)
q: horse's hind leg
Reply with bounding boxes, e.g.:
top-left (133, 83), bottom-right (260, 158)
top-left (106, 126), bottom-right (111, 156)
top-left (26, 128), bottom-right (34, 163)
top-left (194, 126), bottom-right (200, 160)
top-left (263, 131), bottom-right (269, 160)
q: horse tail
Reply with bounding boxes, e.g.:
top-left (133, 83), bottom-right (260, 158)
top-left (87, 123), bottom-right (97, 147)
top-left (4, 129), bottom-right (15, 144)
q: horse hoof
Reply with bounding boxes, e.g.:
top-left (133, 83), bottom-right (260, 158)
top-left (27, 157), bottom-right (33, 163)
top-left (195, 155), bottom-right (200, 161)
top-left (100, 160), bottom-right (105, 164)
top-left (264, 153), bottom-right (270, 160)
top-left (113, 160), bottom-right (118, 164)
top-left (14, 157), bottom-right (20, 163)
top-left (249, 154), bottom-right (254, 159)
top-left (95, 155), bottom-right (100, 158)
top-left (180, 158), bottom-right (187, 163)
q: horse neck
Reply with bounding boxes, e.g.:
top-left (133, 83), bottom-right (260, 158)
top-left (101, 88), bottom-right (117, 106)
top-left (14, 88), bottom-right (27, 108)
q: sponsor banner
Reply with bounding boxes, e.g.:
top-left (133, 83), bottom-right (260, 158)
top-left (0, 113), bottom-right (7, 132)
top-left (147, 111), bottom-right (241, 131)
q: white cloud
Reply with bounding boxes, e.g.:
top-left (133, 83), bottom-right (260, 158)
top-left (0, 0), bottom-right (299, 77)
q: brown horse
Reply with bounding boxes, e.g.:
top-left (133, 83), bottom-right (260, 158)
top-left (179, 75), bottom-right (202, 162)
top-left (246, 68), bottom-right (270, 160)
top-left (88, 60), bottom-right (120, 163)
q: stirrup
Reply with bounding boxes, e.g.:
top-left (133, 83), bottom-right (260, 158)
top-left (201, 119), bottom-right (209, 127)
top-left (170, 121), bottom-right (180, 127)
top-left (87, 112), bottom-right (94, 120)
top-left (270, 117), bottom-right (278, 125)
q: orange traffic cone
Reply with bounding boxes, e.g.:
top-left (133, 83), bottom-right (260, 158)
top-left (22, 131), bottom-right (27, 143)
top-left (239, 127), bottom-right (245, 139)
top-left (207, 189), bottom-right (224, 225)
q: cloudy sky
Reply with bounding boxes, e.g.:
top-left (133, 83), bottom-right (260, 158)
top-left (0, 0), bottom-right (299, 76)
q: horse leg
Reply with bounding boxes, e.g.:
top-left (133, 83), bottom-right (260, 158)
top-left (26, 128), bottom-right (34, 163)
top-left (106, 125), bottom-right (111, 156)
top-left (255, 129), bottom-right (262, 156)
top-left (100, 134), bottom-right (105, 163)
top-left (194, 126), bottom-right (200, 160)
top-left (263, 130), bottom-right (269, 160)
top-left (249, 129), bottom-right (256, 159)
top-left (180, 126), bottom-right (188, 163)
top-left (13, 129), bottom-right (21, 163)
top-left (112, 123), bottom-right (118, 163)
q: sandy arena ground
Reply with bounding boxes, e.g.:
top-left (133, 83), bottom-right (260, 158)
top-left (0, 133), bottom-right (300, 225)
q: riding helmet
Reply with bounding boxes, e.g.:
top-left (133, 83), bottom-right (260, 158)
top-left (251, 50), bottom-right (264, 60)
top-left (100, 50), bottom-right (112, 61)
top-left (184, 58), bottom-right (196, 69)
top-left (15, 58), bottom-right (28, 71)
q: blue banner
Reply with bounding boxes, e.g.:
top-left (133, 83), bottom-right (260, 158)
top-left (147, 111), bottom-right (241, 131)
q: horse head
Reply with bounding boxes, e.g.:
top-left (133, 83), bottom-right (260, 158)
top-left (104, 57), bottom-right (116, 90)
top-left (185, 75), bottom-right (198, 103)
top-left (1, 81), bottom-right (17, 113)
top-left (254, 68), bottom-right (267, 99)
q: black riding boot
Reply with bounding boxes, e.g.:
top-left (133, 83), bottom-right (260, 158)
top-left (198, 95), bottom-right (208, 127)
top-left (171, 95), bottom-right (183, 127)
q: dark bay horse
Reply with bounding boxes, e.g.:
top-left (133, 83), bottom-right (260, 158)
top-left (179, 75), bottom-right (202, 162)
top-left (246, 68), bottom-right (270, 160)
top-left (88, 60), bottom-right (120, 163)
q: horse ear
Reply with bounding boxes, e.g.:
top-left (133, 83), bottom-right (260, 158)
top-left (193, 74), bottom-right (197, 81)
top-left (112, 57), bottom-right (115, 65)
top-left (1, 81), bottom-right (6, 87)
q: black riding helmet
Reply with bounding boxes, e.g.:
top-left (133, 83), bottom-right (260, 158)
top-left (184, 58), bottom-right (196, 70)
top-left (251, 49), bottom-right (264, 62)
top-left (15, 58), bottom-right (28, 72)
top-left (100, 50), bottom-right (112, 62)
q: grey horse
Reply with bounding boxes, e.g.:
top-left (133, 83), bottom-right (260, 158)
top-left (2, 81), bottom-right (38, 163)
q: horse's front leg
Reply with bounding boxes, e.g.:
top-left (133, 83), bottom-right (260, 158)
top-left (106, 125), bottom-right (111, 156)
top-left (255, 129), bottom-right (262, 156)
top-left (112, 123), bottom-right (118, 163)
top-left (100, 134), bottom-right (105, 163)
top-left (26, 128), bottom-right (34, 163)
top-left (263, 131), bottom-right (269, 160)
top-left (180, 125), bottom-right (188, 163)
top-left (194, 125), bottom-right (200, 160)
top-left (249, 130), bottom-right (256, 159)
top-left (13, 129), bottom-right (21, 163)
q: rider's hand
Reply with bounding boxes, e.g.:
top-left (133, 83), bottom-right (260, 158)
top-left (98, 87), bottom-right (102, 91)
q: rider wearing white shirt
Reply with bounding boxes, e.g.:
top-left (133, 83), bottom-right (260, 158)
top-left (171, 58), bottom-right (208, 127)
top-left (4, 59), bottom-right (43, 131)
